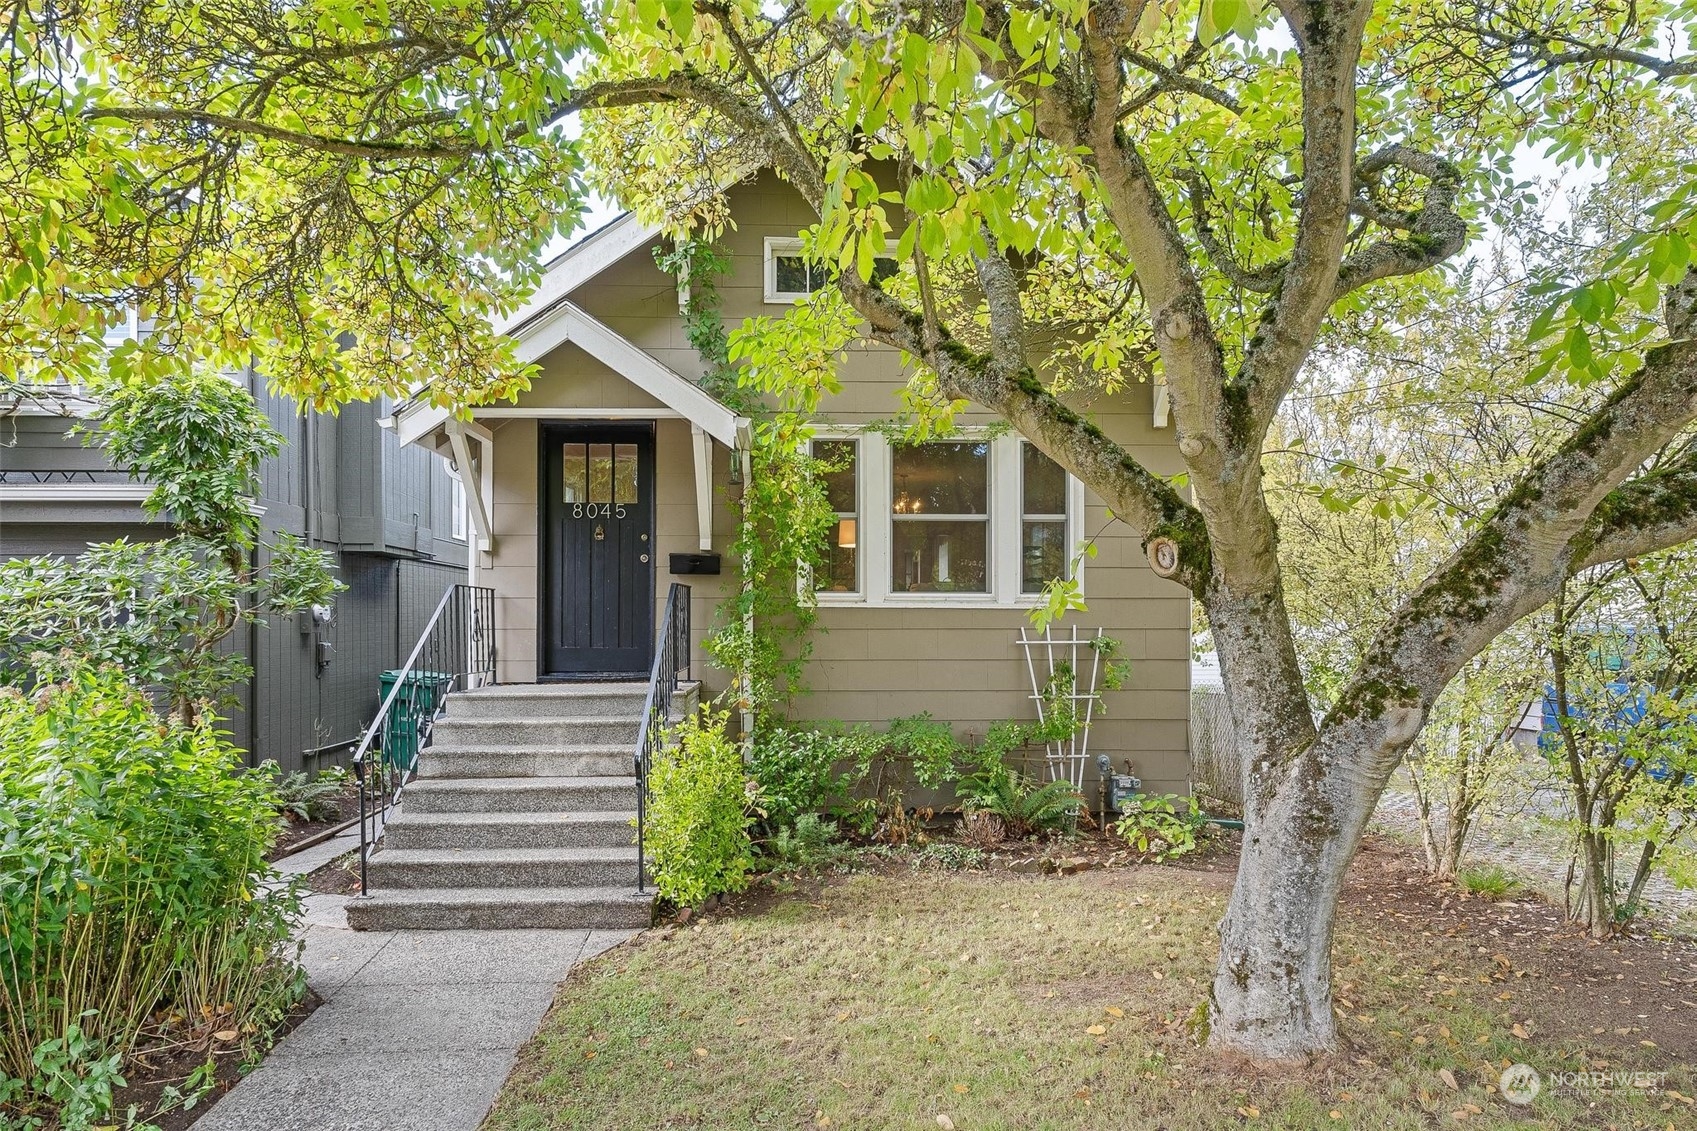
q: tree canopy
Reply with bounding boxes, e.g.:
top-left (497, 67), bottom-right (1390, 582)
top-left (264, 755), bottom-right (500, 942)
top-left (6, 0), bottom-right (1697, 1062)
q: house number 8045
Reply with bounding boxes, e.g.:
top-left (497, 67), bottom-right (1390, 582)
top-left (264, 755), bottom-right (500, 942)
top-left (571, 503), bottom-right (626, 519)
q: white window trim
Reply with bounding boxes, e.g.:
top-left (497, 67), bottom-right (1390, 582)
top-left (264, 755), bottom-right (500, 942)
top-left (764, 237), bottom-right (819, 303)
top-left (764, 236), bottom-right (897, 305)
top-left (814, 430), bottom-right (1083, 610)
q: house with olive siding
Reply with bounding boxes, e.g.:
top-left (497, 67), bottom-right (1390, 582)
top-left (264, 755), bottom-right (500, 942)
top-left (353, 170), bottom-right (1191, 929)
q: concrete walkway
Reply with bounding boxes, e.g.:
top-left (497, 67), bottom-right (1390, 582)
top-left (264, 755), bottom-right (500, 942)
top-left (196, 900), bottom-right (634, 1131)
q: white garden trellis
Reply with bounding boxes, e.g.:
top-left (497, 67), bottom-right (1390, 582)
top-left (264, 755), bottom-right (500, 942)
top-left (1016, 624), bottom-right (1105, 790)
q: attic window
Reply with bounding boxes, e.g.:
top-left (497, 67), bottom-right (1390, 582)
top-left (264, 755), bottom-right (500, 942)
top-left (764, 237), bottom-right (897, 303)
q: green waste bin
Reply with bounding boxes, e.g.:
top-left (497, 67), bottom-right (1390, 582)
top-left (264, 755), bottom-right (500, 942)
top-left (378, 669), bottom-right (452, 770)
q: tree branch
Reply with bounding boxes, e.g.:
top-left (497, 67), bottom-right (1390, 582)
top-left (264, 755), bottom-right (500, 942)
top-left (1329, 330), bottom-right (1697, 743)
top-left (88, 106), bottom-right (472, 160)
top-left (1121, 47), bottom-right (1242, 116)
top-left (1240, 0), bottom-right (1375, 426)
top-left (1332, 144), bottom-right (1468, 301)
top-left (1180, 167), bottom-right (1285, 293)
top-left (1575, 455), bottom-right (1697, 571)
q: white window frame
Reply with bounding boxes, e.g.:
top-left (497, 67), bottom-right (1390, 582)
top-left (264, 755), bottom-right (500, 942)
top-left (1018, 439), bottom-right (1080, 596)
top-left (764, 236), bottom-right (898, 304)
top-left (809, 435), bottom-right (864, 598)
top-left (764, 237), bottom-right (825, 303)
top-left (813, 430), bottom-right (1083, 609)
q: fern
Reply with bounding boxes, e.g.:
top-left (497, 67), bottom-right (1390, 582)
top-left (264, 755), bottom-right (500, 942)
top-left (959, 771), bottom-right (1081, 837)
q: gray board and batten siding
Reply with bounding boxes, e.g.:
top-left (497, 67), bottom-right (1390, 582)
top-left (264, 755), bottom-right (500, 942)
top-left (0, 375), bottom-right (469, 774)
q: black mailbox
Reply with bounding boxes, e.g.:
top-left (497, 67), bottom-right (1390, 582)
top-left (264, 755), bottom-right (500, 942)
top-left (669, 552), bottom-right (722, 575)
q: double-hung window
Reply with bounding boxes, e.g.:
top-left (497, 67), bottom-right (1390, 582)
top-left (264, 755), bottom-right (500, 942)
top-left (812, 432), bottom-right (1079, 606)
top-left (1021, 442), bottom-right (1070, 592)
top-left (890, 441), bottom-right (990, 593)
top-left (813, 438), bottom-right (860, 593)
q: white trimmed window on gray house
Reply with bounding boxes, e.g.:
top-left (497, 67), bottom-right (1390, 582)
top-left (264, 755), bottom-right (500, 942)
top-left (809, 432), bottom-right (1083, 607)
top-left (764, 237), bottom-right (897, 303)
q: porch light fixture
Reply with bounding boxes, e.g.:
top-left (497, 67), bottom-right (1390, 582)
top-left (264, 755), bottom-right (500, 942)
top-left (837, 518), bottom-right (857, 548)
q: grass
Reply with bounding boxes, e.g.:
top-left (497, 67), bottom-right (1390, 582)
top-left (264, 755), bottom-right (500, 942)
top-left (486, 863), bottom-right (1693, 1131)
top-left (1455, 863), bottom-right (1525, 900)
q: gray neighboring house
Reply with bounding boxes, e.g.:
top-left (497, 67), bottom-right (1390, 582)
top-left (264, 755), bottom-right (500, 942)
top-left (0, 375), bottom-right (469, 775)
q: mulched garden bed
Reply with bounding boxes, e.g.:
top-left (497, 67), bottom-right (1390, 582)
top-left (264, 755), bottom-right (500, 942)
top-left (107, 988), bottom-right (321, 1130)
top-left (1342, 835), bottom-right (1697, 1065)
top-left (302, 849), bottom-right (364, 896)
top-left (266, 779), bottom-right (361, 860)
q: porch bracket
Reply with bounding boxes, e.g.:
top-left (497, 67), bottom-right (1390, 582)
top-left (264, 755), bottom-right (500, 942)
top-left (446, 418), bottom-right (495, 554)
top-left (691, 424), bottom-right (713, 551)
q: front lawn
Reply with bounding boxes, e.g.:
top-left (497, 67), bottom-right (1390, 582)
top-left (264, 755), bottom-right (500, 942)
top-left (486, 839), bottom-right (1697, 1130)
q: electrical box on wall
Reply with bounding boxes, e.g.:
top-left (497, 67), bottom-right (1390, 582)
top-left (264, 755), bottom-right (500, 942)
top-left (669, 552), bottom-right (721, 575)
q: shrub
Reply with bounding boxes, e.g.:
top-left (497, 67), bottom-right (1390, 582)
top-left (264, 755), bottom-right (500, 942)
top-left (884, 713), bottom-right (964, 789)
top-left (1115, 794), bottom-right (1208, 861)
top-left (260, 761), bottom-right (348, 824)
top-left (645, 707), bottom-right (756, 907)
top-left (761, 814), bottom-right (858, 874)
top-left (748, 724), bottom-right (873, 832)
top-left (0, 664), bottom-right (304, 1126)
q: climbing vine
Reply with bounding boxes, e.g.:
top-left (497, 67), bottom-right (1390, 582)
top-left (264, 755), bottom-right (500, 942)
top-left (653, 241), bottom-right (743, 410)
top-left (656, 238), bottom-right (852, 717)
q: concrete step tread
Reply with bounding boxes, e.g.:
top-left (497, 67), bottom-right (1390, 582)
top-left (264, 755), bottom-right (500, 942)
top-left (387, 809), bottom-right (635, 827)
top-left (451, 683), bottom-right (651, 697)
top-left (406, 775), bottom-right (634, 793)
top-left (372, 846), bottom-right (636, 865)
top-left (424, 742), bottom-right (631, 755)
top-left (437, 714), bottom-right (647, 726)
top-left (350, 886), bottom-right (652, 907)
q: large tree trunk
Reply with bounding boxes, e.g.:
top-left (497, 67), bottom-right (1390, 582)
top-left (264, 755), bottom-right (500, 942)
top-left (1198, 578), bottom-right (1415, 1060)
top-left (1208, 741), bottom-right (1386, 1059)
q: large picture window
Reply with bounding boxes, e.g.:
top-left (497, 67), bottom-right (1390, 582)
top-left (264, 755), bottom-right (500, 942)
top-left (813, 439), bottom-right (859, 593)
top-left (890, 442), bottom-right (990, 593)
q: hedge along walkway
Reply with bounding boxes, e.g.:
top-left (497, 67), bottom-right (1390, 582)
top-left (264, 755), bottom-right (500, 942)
top-left (194, 898), bottom-right (636, 1131)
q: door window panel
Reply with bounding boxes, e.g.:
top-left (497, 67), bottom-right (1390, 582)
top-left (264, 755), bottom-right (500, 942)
top-left (614, 443), bottom-right (639, 505)
top-left (561, 444), bottom-right (587, 504)
top-left (588, 443), bottom-right (613, 504)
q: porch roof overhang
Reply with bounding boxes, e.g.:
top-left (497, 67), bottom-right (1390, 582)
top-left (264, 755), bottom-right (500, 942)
top-left (391, 303), bottom-right (749, 453)
top-left (388, 214), bottom-right (751, 556)
top-left (392, 209), bottom-right (747, 452)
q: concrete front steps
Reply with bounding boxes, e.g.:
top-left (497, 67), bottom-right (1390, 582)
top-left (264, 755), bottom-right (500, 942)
top-left (347, 681), bottom-right (696, 932)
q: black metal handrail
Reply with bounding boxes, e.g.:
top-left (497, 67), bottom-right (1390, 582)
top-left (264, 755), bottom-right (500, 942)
top-left (636, 583), bottom-right (691, 892)
top-left (352, 584), bottom-right (495, 895)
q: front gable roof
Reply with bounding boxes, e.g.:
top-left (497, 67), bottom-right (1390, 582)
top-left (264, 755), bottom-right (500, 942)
top-left (392, 210), bottom-right (748, 450)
